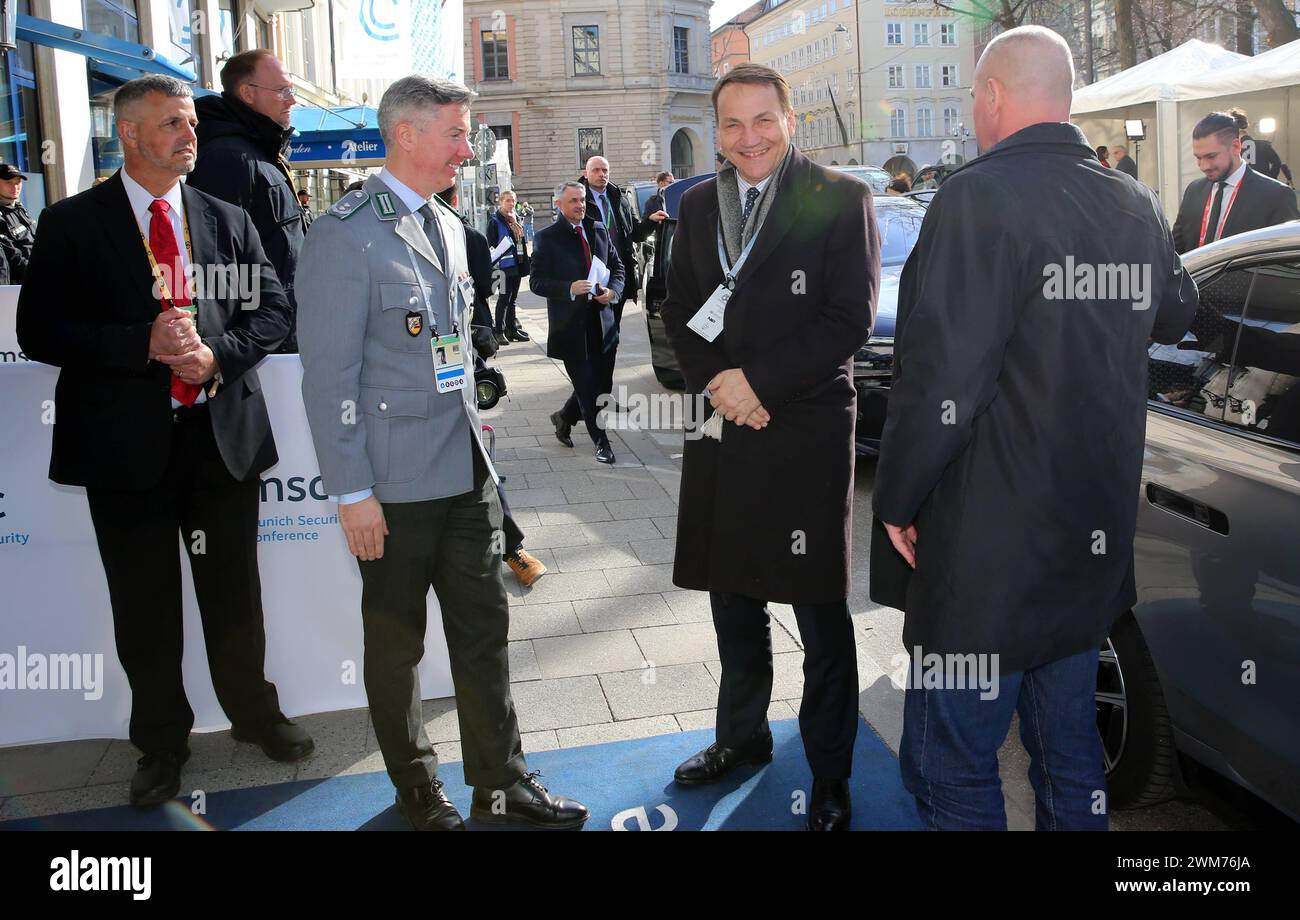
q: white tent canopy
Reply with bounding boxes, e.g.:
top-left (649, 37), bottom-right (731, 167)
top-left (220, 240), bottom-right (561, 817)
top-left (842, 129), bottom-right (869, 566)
top-left (1179, 37), bottom-right (1300, 100)
top-left (1072, 39), bottom-right (1248, 114)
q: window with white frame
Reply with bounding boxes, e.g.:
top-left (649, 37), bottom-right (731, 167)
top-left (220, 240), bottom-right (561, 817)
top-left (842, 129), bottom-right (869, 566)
top-left (914, 22), bottom-right (930, 45)
top-left (914, 64), bottom-right (931, 88)
top-left (673, 26), bottom-right (690, 74)
top-left (916, 106), bottom-right (933, 136)
top-left (940, 22), bottom-right (957, 45)
top-left (886, 22), bottom-right (902, 45)
top-left (888, 64), bottom-right (904, 89)
top-left (943, 104), bottom-right (959, 135)
top-left (941, 64), bottom-right (958, 87)
top-left (890, 106), bottom-right (906, 137)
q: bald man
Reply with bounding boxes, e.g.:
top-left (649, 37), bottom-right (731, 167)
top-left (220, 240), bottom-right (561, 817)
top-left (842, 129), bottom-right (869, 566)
top-left (870, 26), bottom-right (1198, 830)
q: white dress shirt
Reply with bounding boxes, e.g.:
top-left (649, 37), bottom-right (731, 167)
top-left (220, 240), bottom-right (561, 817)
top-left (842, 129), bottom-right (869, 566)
top-left (120, 169), bottom-right (206, 406)
top-left (737, 172), bottom-right (773, 222)
top-left (1208, 158), bottom-right (1249, 241)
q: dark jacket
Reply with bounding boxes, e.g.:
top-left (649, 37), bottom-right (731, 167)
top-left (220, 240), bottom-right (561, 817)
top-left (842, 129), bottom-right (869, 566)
top-left (464, 221), bottom-right (496, 330)
top-left (870, 123), bottom-right (1199, 673)
top-left (0, 199), bottom-right (36, 282)
top-left (1115, 154), bottom-right (1139, 179)
top-left (16, 171), bottom-right (291, 490)
top-left (188, 92), bottom-right (304, 350)
top-left (661, 149), bottom-right (879, 604)
top-left (1243, 133), bottom-right (1290, 183)
top-left (529, 216), bottom-right (624, 362)
top-left (486, 211), bottom-right (529, 277)
top-left (578, 176), bottom-right (655, 307)
top-left (1172, 163), bottom-right (1299, 254)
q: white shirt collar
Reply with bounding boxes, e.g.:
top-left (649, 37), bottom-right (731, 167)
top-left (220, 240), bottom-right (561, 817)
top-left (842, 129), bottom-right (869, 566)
top-left (120, 167), bottom-right (184, 235)
top-left (737, 172), bottom-right (773, 199)
top-left (377, 167), bottom-right (435, 218)
top-left (1222, 158), bottom-right (1249, 190)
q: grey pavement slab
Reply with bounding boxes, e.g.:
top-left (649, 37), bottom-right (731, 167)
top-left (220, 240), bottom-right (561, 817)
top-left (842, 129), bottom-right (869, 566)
top-left (599, 662), bottom-right (718, 720)
top-left (556, 716), bottom-right (680, 748)
top-left (552, 542), bottom-right (641, 572)
top-left (507, 601), bottom-right (584, 640)
top-left (510, 675), bottom-right (613, 732)
top-left (572, 593), bottom-right (677, 633)
top-left (532, 630), bottom-right (646, 680)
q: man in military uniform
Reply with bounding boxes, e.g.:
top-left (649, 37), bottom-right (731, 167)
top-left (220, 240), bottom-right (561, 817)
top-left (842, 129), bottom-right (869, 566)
top-left (0, 164), bottom-right (36, 282)
top-left (296, 75), bottom-right (588, 832)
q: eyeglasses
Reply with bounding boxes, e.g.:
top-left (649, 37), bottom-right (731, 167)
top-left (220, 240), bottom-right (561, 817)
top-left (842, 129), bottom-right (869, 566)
top-left (248, 83), bottom-right (296, 100)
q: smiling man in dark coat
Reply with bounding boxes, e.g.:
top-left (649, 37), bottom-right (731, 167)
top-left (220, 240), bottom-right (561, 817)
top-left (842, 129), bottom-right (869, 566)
top-left (660, 63), bottom-right (879, 831)
top-left (871, 26), bottom-right (1198, 830)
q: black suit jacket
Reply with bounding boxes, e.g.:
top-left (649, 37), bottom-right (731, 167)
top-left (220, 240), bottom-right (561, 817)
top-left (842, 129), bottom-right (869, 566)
top-left (529, 217), bottom-right (625, 362)
top-left (1172, 165), bottom-right (1300, 253)
top-left (871, 123), bottom-right (1198, 673)
top-left (16, 171), bottom-right (291, 490)
top-left (579, 178), bottom-right (654, 302)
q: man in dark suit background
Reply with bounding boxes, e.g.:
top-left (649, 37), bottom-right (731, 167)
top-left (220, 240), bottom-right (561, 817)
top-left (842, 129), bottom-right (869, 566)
top-left (1112, 144), bottom-right (1138, 179)
top-left (871, 26), bottom-right (1198, 830)
top-left (1172, 111), bottom-right (1299, 254)
top-left (644, 171), bottom-right (674, 221)
top-left (660, 63), bottom-right (879, 831)
top-left (1232, 107), bottom-right (1293, 185)
top-left (16, 76), bottom-right (312, 808)
top-left (532, 180), bottom-right (626, 464)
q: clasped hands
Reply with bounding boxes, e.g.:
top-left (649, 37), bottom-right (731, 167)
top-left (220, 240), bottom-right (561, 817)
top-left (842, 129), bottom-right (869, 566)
top-left (570, 279), bottom-right (614, 304)
top-left (707, 368), bottom-right (769, 430)
top-left (149, 306), bottom-right (218, 385)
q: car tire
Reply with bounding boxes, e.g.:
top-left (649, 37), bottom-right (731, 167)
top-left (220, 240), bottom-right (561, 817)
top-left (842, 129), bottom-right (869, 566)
top-left (476, 378), bottom-right (501, 411)
top-left (1098, 614), bottom-right (1179, 809)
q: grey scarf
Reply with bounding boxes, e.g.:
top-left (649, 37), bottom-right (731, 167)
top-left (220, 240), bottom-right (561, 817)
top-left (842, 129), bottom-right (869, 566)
top-left (717, 145), bottom-right (793, 265)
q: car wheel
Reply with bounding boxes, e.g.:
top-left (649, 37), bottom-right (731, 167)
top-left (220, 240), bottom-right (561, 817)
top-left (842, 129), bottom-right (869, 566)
top-left (476, 378), bottom-right (501, 411)
top-left (1097, 615), bottom-right (1179, 808)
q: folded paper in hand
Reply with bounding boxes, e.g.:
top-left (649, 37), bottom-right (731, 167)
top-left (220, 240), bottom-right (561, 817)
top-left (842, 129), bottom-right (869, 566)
top-left (587, 256), bottom-right (611, 287)
top-left (489, 236), bottom-right (512, 262)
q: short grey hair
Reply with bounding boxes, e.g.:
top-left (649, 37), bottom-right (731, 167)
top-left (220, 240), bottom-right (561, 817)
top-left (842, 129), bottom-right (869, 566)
top-left (114, 75), bottom-right (193, 121)
top-left (378, 76), bottom-right (476, 146)
top-left (553, 180), bottom-right (585, 201)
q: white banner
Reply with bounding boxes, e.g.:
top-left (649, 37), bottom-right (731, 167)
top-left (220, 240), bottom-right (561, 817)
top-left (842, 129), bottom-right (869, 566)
top-left (0, 356), bottom-right (454, 748)
top-left (334, 0), bottom-right (414, 82)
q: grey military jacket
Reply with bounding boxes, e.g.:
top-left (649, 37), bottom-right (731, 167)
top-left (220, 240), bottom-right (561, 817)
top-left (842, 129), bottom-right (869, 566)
top-left (296, 174), bottom-right (497, 503)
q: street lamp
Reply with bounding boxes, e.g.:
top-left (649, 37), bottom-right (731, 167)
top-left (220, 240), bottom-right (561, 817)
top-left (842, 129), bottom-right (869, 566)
top-left (951, 122), bottom-right (971, 162)
top-left (832, 22), bottom-right (866, 165)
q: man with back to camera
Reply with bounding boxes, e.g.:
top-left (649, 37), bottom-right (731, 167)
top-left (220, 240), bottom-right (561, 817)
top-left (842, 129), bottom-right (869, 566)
top-left (870, 26), bottom-right (1199, 830)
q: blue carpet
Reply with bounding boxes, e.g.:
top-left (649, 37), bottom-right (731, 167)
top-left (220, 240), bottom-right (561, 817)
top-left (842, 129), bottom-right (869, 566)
top-left (2, 718), bottom-right (921, 831)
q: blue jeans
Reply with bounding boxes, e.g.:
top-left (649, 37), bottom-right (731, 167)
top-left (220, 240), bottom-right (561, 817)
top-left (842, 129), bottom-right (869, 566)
top-left (899, 647), bottom-right (1107, 831)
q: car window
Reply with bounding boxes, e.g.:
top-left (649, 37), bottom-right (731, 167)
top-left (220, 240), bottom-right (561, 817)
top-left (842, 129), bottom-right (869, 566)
top-left (877, 204), bottom-right (925, 266)
top-left (1148, 265), bottom-right (1250, 420)
top-left (1211, 260), bottom-right (1300, 446)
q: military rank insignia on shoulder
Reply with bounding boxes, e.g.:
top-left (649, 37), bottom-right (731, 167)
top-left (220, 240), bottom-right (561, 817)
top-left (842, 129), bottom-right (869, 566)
top-left (327, 190), bottom-right (369, 219)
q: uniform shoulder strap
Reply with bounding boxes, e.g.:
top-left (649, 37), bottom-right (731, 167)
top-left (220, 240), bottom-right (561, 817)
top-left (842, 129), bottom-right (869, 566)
top-left (327, 190), bottom-right (369, 219)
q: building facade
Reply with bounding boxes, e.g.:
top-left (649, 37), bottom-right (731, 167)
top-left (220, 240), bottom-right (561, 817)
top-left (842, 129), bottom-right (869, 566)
top-left (712, 1), bottom-right (765, 77)
top-left (464, 0), bottom-right (716, 222)
top-left (745, 0), bottom-right (975, 175)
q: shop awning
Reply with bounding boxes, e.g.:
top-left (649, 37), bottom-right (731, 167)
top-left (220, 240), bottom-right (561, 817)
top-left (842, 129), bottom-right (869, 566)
top-left (16, 14), bottom-right (197, 82)
top-left (288, 105), bottom-right (386, 168)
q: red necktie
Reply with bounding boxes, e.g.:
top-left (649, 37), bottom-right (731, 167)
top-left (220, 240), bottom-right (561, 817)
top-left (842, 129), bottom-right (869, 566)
top-left (575, 224), bottom-right (592, 273)
top-left (149, 199), bottom-right (201, 406)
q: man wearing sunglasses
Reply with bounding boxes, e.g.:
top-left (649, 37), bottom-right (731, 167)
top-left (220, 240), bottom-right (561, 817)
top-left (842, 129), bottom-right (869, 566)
top-left (188, 49), bottom-right (306, 352)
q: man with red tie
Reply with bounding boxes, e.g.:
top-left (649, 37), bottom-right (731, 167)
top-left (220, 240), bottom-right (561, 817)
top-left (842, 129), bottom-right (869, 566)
top-left (531, 180), bottom-right (625, 464)
top-left (1172, 111), bottom-right (1300, 254)
top-left (16, 75), bottom-right (311, 808)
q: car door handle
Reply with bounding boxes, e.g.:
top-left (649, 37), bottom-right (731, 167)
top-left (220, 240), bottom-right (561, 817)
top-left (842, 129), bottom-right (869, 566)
top-left (1145, 483), bottom-right (1230, 535)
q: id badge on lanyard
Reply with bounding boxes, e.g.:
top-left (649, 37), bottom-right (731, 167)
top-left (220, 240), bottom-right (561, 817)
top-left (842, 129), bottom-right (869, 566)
top-left (405, 243), bottom-right (467, 394)
top-left (687, 222), bottom-right (759, 343)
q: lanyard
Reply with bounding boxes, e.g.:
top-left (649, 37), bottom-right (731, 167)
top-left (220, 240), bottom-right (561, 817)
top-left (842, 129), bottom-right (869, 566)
top-left (715, 219), bottom-right (762, 291)
top-left (1198, 179), bottom-right (1242, 247)
top-left (139, 208), bottom-right (194, 310)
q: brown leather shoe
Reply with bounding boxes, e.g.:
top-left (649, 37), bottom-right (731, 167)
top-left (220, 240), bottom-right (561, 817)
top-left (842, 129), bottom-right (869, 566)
top-left (506, 549), bottom-right (547, 587)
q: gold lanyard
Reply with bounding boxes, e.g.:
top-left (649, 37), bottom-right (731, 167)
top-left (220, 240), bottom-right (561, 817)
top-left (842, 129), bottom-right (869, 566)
top-left (139, 205), bottom-right (195, 312)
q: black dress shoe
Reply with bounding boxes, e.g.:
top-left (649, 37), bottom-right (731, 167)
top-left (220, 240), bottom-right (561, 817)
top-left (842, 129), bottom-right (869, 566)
top-left (808, 778), bottom-right (852, 831)
top-left (470, 771), bottom-right (589, 829)
top-left (494, 330), bottom-right (509, 346)
top-left (674, 734), bottom-right (773, 785)
top-left (396, 778), bottom-right (465, 831)
top-left (550, 411), bottom-right (573, 448)
top-left (594, 444), bottom-right (615, 464)
top-left (231, 716), bottom-right (315, 763)
top-left (506, 327), bottom-right (531, 342)
top-left (129, 747), bottom-right (190, 808)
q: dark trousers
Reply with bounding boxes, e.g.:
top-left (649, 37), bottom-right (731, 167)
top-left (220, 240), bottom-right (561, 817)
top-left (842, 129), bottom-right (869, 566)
top-left (561, 351), bottom-right (614, 450)
top-left (358, 444), bottom-right (526, 791)
top-left (497, 485), bottom-right (525, 559)
top-left (86, 404), bottom-right (281, 756)
top-left (710, 592), bottom-right (859, 780)
top-left (493, 274), bottom-right (522, 332)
